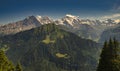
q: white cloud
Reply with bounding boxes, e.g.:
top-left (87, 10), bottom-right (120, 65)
top-left (113, 6), bottom-right (120, 11)
top-left (101, 13), bottom-right (120, 19)
top-left (110, 1), bottom-right (120, 13)
top-left (117, 6), bottom-right (120, 10)
top-left (115, 19), bottom-right (120, 23)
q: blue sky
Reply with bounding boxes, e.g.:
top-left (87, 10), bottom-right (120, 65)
top-left (0, 0), bottom-right (120, 24)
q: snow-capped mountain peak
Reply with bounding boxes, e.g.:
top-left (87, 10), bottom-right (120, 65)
top-left (56, 14), bottom-right (80, 27)
top-left (36, 15), bottom-right (53, 25)
top-left (36, 15), bottom-right (42, 19)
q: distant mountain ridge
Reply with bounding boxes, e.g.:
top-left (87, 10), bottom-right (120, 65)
top-left (99, 25), bottom-right (120, 42)
top-left (55, 14), bottom-right (118, 27)
top-left (0, 14), bottom-right (119, 41)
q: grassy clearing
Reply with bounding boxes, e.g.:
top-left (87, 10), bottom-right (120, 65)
top-left (42, 35), bottom-right (55, 44)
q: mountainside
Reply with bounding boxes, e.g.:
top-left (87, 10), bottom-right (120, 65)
top-left (58, 24), bottom-right (100, 41)
top-left (0, 24), bottom-right (101, 71)
top-left (99, 25), bottom-right (120, 42)
top-left (0, 16), bottom-right (40, 36)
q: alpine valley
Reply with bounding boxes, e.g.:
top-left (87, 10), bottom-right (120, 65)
top-left (0, 14), bottom-right (120, 71)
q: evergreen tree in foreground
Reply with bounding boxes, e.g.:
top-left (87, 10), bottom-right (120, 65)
top-left (97, 38), bottom-right (120, 71)
top-left (0, 46), bottom-right (23, 71)
top-left (0, 49), bottom-right (15, 71)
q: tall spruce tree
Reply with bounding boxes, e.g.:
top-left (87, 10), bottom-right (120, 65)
top-left (97, 38), bottom-right (120, 71)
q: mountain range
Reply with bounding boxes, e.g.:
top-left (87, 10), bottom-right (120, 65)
top-left (0, 14), bottom-right (119, 42)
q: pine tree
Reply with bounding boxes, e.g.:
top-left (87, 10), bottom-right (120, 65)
top-left (16, 62), bottom-right (23, 71)
top-left (0, 49), bottom-right (15, 71)
top-left (97, 41), bottom-right (109, 71)
top-left (97, 38), bottom-right (120, 71)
